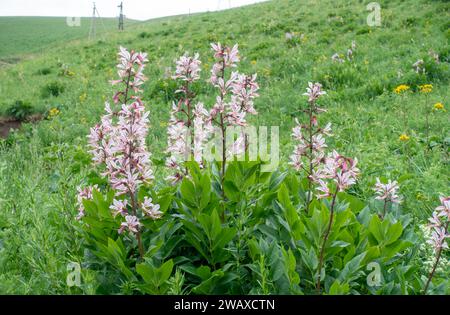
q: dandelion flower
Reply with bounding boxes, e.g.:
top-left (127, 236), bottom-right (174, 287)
top-left (419, 84), bottom-right (433, 94)
top-left (399, 134), bottom-right (410, 142)
top-left (433, 102), bottom-right (444, 110)
top-left (79, 93), bottom-right (87, 103)
top-left (48, 108), bottom-right (60, 118)
top-left (394, 84), bottom-right (410, 94)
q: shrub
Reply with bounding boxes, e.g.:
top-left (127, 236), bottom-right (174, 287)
top-left (75, 45), bottom-right (449, 295)
top-left (35, 67), bottom-right (52, 75)
top-left (138, 31), bottom-right (150, 39)
top-left (5, 100), bottom-right (34, 121)
top-left (41, 81), bottom-right (65, 98)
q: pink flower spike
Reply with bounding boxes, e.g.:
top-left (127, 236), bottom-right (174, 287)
top-left (76, 185), bottom-right (98, 220)
top-left (426, 226), bottom-right (449, 253)
top-left (141, 197), bottom-right (162, 219)
top-left (373, 178), bottom-right (402, 204)
top-left (303, 82), bottom-right (327, 103)
top-left (435, 196), bottom-right (450, 221)
top-left (110, 199), bottom-right (128, 217)
top-left (118, 215), bottom-right (141, 234)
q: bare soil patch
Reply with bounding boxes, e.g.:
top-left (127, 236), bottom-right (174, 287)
top-left (0, 114), bottom-right (42, 138)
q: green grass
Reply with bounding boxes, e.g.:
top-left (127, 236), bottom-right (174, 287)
top-left (0, 0), bottom-right (449, 293)
top-left (0, 16), bottom-right (138, 60)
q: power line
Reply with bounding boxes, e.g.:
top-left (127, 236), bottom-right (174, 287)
top-left (118, 2), bottom-right (124, 31)
top-left (89, 2), bottom-right (107, 40)
top-left (88, 2), bottom-right (96, 40)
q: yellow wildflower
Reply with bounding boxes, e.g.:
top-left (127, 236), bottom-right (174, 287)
top-left (48, 108), bottom-right (60, 118)
top-left (79, 93), bottom-right (87, 103)
top-left (251, 60), bottom-right (257, 65)
top-left (416, 192), bottom-right (426, 201)
top-left (399, 134), bottom-right (410, 142)
top-left (419, 84), bottom-right (433, 94)
top-left (394, 84), bottom-right (410, 94)
top-left (262, 68), bottom-right (271, 76)
top-left (433, 102), bottom-right (444, 110)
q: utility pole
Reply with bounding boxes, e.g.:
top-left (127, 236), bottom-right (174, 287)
top-left (118, 2), bottom-right (124, 31)
top-left (88, 3), bottom-right (107, 40)
top-left (89, 2), bottom-right (96, 40)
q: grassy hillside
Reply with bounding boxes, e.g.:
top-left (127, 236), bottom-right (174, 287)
top-left (0, 0), bottom-right (448, 293)
top-left (0, 16), bottom-right (137, 60)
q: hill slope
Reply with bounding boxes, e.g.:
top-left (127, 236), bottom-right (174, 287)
top-left (0, 16), bottom-right (137, 60)
top-left (0, 0), bottom-right (448, 293)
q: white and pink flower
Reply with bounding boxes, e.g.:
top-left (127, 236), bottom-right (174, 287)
top-left (84, 46), bottom-right (161, 231)
top-left (373, 178), bottom-right (402, 204)
top-left (118, 215), bottom-right (141, 234)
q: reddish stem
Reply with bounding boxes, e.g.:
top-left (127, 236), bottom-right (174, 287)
top-left (423, 221), bottom-right (449, 294)
top-left (316, 186), bottom-right (339, 294)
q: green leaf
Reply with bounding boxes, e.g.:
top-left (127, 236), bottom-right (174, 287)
top-left (269, 171), bottom-right (287, 191)
top-left (386, 221), bottom-right (403, 245)
top-left (136, 260), bottom-right (173, 293)
top-left (136, 263), bottom-right (154, 284)
top-left (368, 215), bottom-right (384, 244)
top-left (192, 269), bottom-right (224, 294)
top-left (158, 259), bottom-right (174, 283)
top-left (277, 183), bottom-right (303, 240)
top-left (329, 280), bottom-right (349, 295)
top-left (382, 240), bottom-right (412, 261)
top-left (223, 180), bottom-right (240, 202)
top-left (338, 192), bottom-right (365, 213)
top-left (213, 228), bottom-right (236, 252)
top-left (199, 174), bottom-right (211, 209)
top-left (180, 178), bottom-right (196, 206)
top-left (338, 252), bottom-right (366, 283)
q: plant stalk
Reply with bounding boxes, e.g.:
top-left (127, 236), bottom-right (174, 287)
top-left (316, 186), bottom-right (339, 294)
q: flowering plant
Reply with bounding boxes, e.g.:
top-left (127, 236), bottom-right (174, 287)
top-left (74, 45), bottom-right (446, 295)
top-left (290, 82), bottom-right (331, 211)
top-left (423, 196), bottom-right (449, 293)
top-left (80, 47), bottom-right (162, 258)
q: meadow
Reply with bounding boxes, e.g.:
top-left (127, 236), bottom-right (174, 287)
top-left (0, 16), bottom-right (133, 61)
top-left (0, 0), bottom-right (448, 294)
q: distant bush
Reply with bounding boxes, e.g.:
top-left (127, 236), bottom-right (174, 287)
top-left (356, 27), bottom-right (370, 35)
top-left (41, 81), bottom-right (64, 98)
top-left (5, 100), bottom-right (34, 121)
top-left (422, 56), bottom-right (449, 82)
top-left (35, 67), bottom-right (52, 75)
top-left (146, 78), bottom-right (180, 101)
top-left (138, 31), bottom-right (151, 39)
top-left (401, 56), bottom-right (449, 88)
